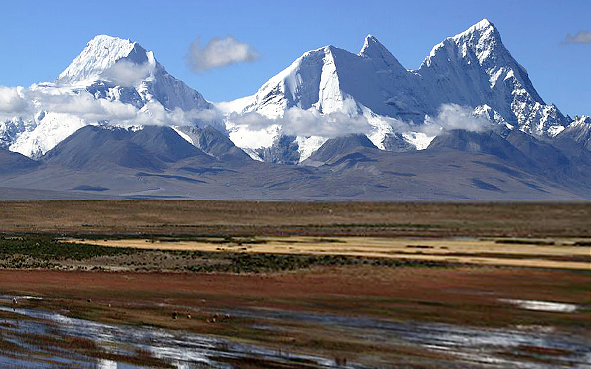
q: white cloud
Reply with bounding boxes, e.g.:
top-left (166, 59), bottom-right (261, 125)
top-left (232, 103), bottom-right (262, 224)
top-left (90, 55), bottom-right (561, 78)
top-left (130, 100), bottom-right (223, 128)
top-left (226, 107), bottom-right (372, 138)
top-left (282, 108), bottom-right (372, 137)
top-left (186, 36), bottom-right (259, 72)
top-left (0, 86), bottom-right (31, 117)
top-left (421, 103), bottom-right (493, 135)
top-left (563, 30), bottom-right (591, 45)
top-left (1, 82), bottom-right (493, 137)
top-left (40, 93), bottom-right (136, 121)
top-left (0, 84), bottom-right (224, 130)
top-left (100, 60), bottom-right (153, 86)
top-left (1, 81), bottom-right (494, 157)
top-left (225, 103), bottom-right (492, 147)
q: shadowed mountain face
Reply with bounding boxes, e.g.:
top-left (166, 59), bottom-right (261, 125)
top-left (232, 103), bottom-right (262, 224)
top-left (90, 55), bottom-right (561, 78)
top-left (0, 148), bottom-right (40, 172)
top-left (382, 133), bottom-right (415, 152)
top-left (42, 125), bottom-right (212, 171)
top-left (255, 135), bottom-right (301, 165)
top-left (0, 135), bottom-right (588, 200)
top-left (306, 134), bottom-right (378, 165)
top-left (505, 130), bottom-right (571, 171)
top-left (1, 122), bottom-right (589, 200)
top-left (427, 130), bottom-right (535, 169)
top-left (425, 129), bottom-right (591, 190)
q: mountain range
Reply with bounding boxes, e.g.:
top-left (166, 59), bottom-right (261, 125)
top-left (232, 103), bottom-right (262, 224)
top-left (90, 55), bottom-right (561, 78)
top-left (1, 19), bottom-right (590, 200)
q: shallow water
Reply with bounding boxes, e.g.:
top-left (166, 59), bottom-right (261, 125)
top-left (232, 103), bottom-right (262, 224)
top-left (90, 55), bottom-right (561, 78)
top-left (0, 303), bottom-right (343, 368)
top-left (224, 307), bottom-right (590, 368)
top-left (499, 299), bottom-right (579, 313)
top-left (0, 295), bottom-right (589, 368)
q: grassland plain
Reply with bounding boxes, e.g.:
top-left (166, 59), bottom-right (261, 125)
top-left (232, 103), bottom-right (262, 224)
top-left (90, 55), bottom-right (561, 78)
top-left (0, 200), bottom-right (590, 237)
top-left (0, 201), bottom-right (590, 368)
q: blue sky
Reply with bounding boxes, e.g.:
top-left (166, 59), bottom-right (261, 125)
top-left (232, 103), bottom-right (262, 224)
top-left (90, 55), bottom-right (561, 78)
top-left (2, 0), bottom-right (589, 116)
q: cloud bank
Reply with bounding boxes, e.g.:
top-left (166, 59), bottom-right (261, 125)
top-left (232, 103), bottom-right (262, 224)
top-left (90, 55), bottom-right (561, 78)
top-left (229, 103), bottom-right (492, 138)
top-left (562, 30), bottom-right (591, 45)
top-left (421, 103), bottom-right (493, 135)
top-left (186, 36), bottom-right (259, 72)
top-left (1, 81), bottom-right (494, 157)
top-left (227, 107), bottom-right (373, 139)
top-left (1, 82), bottom-right (492, 136)
top-left (0, 86), bottom-right (31, 115)
top-left (0, 85), bottom-right (223, 128)
top-left (100, 60), bottom-right (153, 86)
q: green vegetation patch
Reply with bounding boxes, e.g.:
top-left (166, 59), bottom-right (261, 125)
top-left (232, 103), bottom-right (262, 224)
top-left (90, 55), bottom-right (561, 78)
top-left (0, 233), bottom-right (454, 273)
top-left (0, 234), bottom-right (142, 268)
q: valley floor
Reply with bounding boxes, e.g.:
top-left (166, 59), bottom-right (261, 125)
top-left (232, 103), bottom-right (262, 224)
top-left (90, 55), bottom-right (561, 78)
top-left (0, 201), bottom-right (589, 368)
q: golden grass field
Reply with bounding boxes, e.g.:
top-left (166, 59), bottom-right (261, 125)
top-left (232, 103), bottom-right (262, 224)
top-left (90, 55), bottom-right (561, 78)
top-left (65, 236), bottom-right (591, 270)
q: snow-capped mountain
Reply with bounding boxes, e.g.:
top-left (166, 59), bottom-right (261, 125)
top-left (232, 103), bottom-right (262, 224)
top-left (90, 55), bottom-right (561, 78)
top-left (563, 115), bottom-right (590, 149)
top-left (223, 19), bottom-right (568, 163)
top-left (56, 35), bottom-right (211, 111)
top-left (416, 19), bottom-right (567, 136)
top-left (2, 35), bottom-right (219, 158)
top-left (553, 115), bottom-right (591, 156)
top-left (0, 23), bottom-right (589, 200)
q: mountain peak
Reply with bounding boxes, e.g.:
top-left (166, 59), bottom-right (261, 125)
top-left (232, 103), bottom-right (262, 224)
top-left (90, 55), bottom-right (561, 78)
top-left (359, 34), bottom-right (384, 55)
top-left (472, 19), bottom-right (494, 31)
top-left (89, 34), bottom-right (135, 48)
top-left (57, 35), bottom-right (150, 83)
top-left (361, 34), bottom-right (378, 47)
top-left (454, 18), bottom-right (499, 42)
top-left (414, 19), bottom-right (565, 136)
top-left (359, 34), bottom-right (404, 70)
top-left (306, 133), bottom-right (378, 164)
top-left (422, 18), bottom-right (504, 69)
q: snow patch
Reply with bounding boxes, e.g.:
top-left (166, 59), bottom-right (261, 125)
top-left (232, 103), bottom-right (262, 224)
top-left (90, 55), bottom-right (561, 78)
top-left (227, 122), bottom-right (280, 151)
top-left (295, 136), bottom-right (328, 162)
top-left (402, 131), bottom-right (434, 150)
top-left (547, 125), bottom-right (565, 137)
top-left (172, 126), bottom-right (194, 145)
top-left (9, 112), bottom-right (87, 158)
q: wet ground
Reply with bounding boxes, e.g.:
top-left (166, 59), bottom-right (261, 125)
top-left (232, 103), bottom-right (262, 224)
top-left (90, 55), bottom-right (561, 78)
top-left (1, 295), bottom-right (589, 369)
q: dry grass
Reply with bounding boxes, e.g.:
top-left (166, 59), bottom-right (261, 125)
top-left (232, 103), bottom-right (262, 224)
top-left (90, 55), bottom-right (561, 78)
top-left (0, 201), bottom-right (590, 237)
top-left (64, 236), bottom-right (591, 270)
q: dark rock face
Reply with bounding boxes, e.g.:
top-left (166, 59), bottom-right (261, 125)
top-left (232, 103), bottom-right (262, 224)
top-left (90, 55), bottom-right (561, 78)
top-left (382, 133), bottom-right (415, 152)
top-left (257, 135), bottom-right (300, 165)
top-left (176, 125), bottom-right (252, 163)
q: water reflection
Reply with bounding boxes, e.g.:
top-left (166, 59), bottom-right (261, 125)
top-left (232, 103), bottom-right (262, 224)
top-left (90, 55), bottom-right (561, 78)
top-left (0, 297), bottom-right (589, 368)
